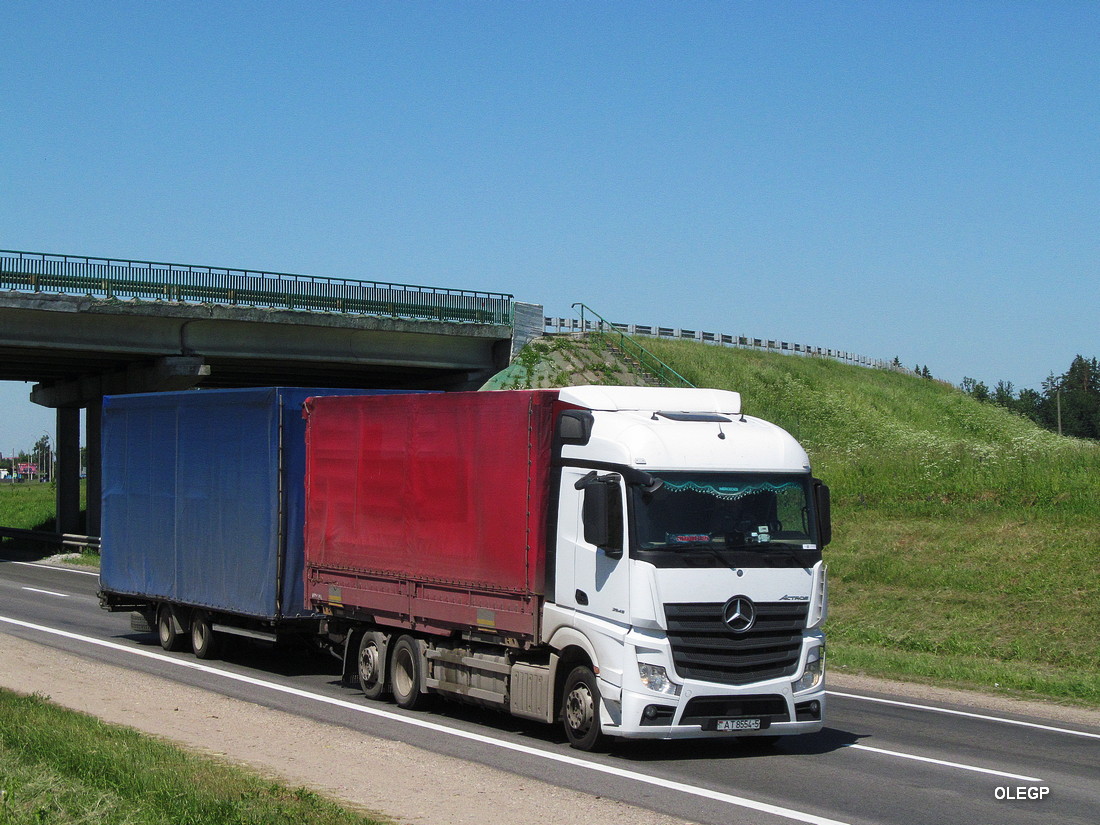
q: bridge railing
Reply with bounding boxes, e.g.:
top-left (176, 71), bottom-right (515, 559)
top-left (545, 315), bottom-right (897, 372)
top-left (0, 250), bottom-right (514, 326)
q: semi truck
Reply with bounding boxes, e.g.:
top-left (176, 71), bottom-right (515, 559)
top-left (101, 385), bottom-right (830, 751)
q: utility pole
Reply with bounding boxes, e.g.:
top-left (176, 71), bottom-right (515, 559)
top-left (1057, 389), bottom-right (1062, 437)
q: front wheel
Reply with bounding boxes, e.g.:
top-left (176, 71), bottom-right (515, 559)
top-left (561, 665), bottom-right (606, 751)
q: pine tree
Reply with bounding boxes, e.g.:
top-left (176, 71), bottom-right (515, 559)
top-left (961, 377), bottom-right (990, 402)
top-left (992, 380), bottom-right (1015, 406)
top-left (1032, 356), bottom-right (1100, 439)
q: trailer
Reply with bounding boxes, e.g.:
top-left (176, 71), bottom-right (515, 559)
top-left (98, 386), bottom-right (406, 655)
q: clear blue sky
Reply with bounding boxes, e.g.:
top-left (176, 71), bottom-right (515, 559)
top-left (2, 1), bottom-right (1097, 452)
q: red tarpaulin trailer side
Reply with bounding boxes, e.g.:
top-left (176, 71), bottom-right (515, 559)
top-left (303, 391), bottom-right (559, 640)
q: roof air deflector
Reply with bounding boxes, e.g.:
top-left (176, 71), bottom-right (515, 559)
top-left (654, 411), bottom-right (733, 423)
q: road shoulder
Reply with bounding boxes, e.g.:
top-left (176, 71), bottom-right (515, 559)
top-left (0, 633), bottom-right (698, 825)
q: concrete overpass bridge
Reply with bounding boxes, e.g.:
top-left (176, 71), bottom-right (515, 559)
top-left (0, 250), bottom-right (542, 538)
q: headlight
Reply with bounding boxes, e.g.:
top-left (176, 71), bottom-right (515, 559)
top-left (638, 663), bottom-right (681, 696)
top-left (792, 645), bottom-right (825, 693)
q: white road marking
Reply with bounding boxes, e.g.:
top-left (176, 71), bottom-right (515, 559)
top-left (20, 587), bottom-right (69, 598)
top-left (0, 614), bottom-right (852, 825)
top-left (0, 615), bottom-right (1062, 820)
top-left (11, 561), bottom-right (100, 577)
top-left (828, 689), bottom-right (1100, 741)
top-left (847, 744), bottom-right (1041, 782)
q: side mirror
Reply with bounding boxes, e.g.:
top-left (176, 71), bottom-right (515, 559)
top-left (558, 410), bottom-right (594, 446)
top-left (579, 473), bottom-right (624, 558)
top-left (813, 479), bottom-right (832, 547)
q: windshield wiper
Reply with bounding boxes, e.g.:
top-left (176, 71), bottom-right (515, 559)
top-left (648, 542), bottom-right (742, 568)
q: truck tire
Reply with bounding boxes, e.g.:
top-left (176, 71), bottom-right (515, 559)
top-left (131, 610), bottom-right (155, 634)
top-left (157, 605), bottom-right (183, 652)
top-left (190, 610), bottom-right (221, 660)
top-left (390, 635), bottom-right (425, 710)
top-left (357, 631), bottom-right (389, 700)
top-left (562, 665), bottom-right (606, 751)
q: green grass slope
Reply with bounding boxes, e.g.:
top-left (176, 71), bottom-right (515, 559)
top-left (521, 336), bottom-right (1100, 705)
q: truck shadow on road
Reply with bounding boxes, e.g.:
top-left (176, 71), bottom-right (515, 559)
top-left (609, 726), bottom-right (868, 763)
top-left (127, 632), bottom-right (346, 679)
top-left (421, 702), bottom-right (869, 762)
top-left (124, 630), bottom-right (869, 761)
top-left (318, 688), bottom-right (870, 762)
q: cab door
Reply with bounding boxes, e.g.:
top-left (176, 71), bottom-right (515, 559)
top-left (558, 467), bottom-right (631, 626)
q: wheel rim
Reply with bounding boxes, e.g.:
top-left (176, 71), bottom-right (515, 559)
top-left (393, 647), bottom-right (414, 698)
top-left (158, 610), bottom-right (172, 645)
top-left (193, 620), bottom-right (207, 650)
top-left (359, 643), bottom-right (380, 688)
top-left (565, 683), bottom-right (595, 736)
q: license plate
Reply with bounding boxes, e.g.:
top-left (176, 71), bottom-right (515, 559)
top-left (716, 718), bottom-right (761, 732)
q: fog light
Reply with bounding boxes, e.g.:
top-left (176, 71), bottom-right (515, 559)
top-left (638, 663), bottom-right (681, 696)
top-left (792, 645), bottom-right (825, 694)
top-left (640, 704), bottom-right (676, 726)
top-left (795, 699), bottom-right (822, 721)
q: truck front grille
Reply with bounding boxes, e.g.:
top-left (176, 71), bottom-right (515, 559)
top-left (664, 601), bottom-right (808, 686)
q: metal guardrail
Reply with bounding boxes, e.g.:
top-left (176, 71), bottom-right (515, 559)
top-left (568, 303), bottom-right (696, 388)
top-left (0, 526), bottom-right (100, 551)
top-left (0, 250), bottom-right (514, 326)
top-left (546, 315), bottom-right (895, 372)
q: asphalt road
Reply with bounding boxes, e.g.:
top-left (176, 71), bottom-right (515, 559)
top-left (1, 557), bottom-right (1096, 825)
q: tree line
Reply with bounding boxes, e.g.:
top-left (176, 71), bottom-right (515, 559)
top-left (961, 355), bottom-right (1100, 440)
top-left (1, 436), bottom-right (88, 480)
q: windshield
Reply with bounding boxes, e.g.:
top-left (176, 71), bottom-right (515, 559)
top-left (631, 472), bottom-right (820, 567)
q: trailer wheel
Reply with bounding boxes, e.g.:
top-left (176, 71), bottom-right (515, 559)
top-left (562, 665), bottom-right (606, 751)
top-left (357, 631), bottom-right (389, 700)
top-left (390, 635), bottom-right (425, 710)
top-left (130, 610), bottom-right (155, 634)
top-left (190, 610), bottom-right (221, 660)
top-left (157, 605), bottom-right (183, 652)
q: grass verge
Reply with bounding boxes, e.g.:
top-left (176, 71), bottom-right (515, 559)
top-left (826, 508), bottom-right (1100, 704)
top-left (601, 337), bottom-right (1100, 707)
top-left (0, 482), bottom-right (66, 533)
top-left (0, 482), bottom-right (95, 564)
top-left (0, 689), bottom-right (386, 825)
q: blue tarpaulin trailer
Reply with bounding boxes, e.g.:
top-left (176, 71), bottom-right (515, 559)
top-left (98, 387), bottom-right (405, 650)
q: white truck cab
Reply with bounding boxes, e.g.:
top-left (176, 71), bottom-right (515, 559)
top-left (543, 386), bottom-right (829, 747)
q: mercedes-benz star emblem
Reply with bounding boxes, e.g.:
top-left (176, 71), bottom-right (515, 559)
top-left (723, 596), bottom-right (756, 633)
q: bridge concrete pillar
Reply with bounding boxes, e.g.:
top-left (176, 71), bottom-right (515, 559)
top-left (85, 403), bottom-right (102, 537)
top-left (55, 407), bottom-right (81, 535)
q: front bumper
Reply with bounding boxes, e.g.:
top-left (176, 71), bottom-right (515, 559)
top-left (610, 680), bottom-right (826, 740)
top-left (598, 629), bottom-right (826, 740)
